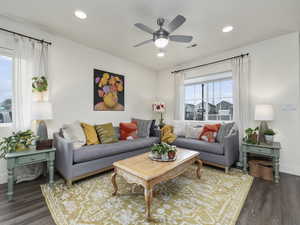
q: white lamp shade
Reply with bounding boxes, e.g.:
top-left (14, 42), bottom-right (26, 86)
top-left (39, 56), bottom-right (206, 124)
top-left (32, 101), bottom-right (53, 120)
top-left (254, 104), bottom-right (274, 121)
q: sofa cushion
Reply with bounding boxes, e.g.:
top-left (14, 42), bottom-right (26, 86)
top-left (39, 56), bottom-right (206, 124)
top-left (81, 122), bottom-right (100, 145)
top-left (132, 118), bottom-right (152, 137)
top-left (95, 123), bottom-right (118, 144)
top-left (119, 122), bottom-right (138, 140)
top-left (173, 137), bottom-right (224, 155)
top-left (62, 121), bottom-right (86, 149)
top-left (216, 122), bottom-right (235, 143)
top-left (73, 137), bottom-right (159, 163)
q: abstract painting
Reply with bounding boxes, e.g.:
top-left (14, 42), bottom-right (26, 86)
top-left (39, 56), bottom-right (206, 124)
top-left (94, 69), bottom-right (125, 111)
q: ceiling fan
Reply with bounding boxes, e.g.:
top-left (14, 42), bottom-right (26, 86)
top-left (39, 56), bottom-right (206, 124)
top-left (133, 15), bottom-right (193, 49)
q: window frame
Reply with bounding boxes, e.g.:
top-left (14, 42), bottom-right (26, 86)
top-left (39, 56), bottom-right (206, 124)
top-left (0, 49), bottom-right (14, 127)
top-left (184, 72), bottom-right (234, 122)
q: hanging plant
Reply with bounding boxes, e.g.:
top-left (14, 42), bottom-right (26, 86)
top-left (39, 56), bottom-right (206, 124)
top-left (32, 76), bottom-right (48, 92)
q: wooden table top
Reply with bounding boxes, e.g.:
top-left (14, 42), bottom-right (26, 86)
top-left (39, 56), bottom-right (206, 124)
top-left (113, 148), bottom-right (199, 181)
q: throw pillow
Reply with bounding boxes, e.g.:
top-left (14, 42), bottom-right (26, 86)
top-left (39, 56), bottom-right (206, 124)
top-left (172, 120), bottom-right (186, 137)
top-left (216, 122), bottom-right (235, 143)
top-left (131, 118), bottom-right (152, 137)
top-left (119, 122), bottom-right (138, 140)
top-left (95, 123), bottom-right (118, 144)
top-left (199, 124), bottom-right (221, 143)
top-left (62, 121), bottom-right (86, 148)
top-left (185, 125), bottom-right (203, 139)
top-left (81, 122), bottom-right (100, 145)
top-left (149, 120), bottom-right (156, 137)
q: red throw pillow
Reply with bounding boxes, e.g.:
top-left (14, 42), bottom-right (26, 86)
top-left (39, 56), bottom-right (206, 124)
top-left (119, 122), bottom-right (138, 140)
top-left (199, 124), bottom-right (221, 143)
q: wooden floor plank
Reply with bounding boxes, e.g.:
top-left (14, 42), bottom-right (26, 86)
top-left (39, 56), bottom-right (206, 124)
top-left (0, 172), bottom-right (299, 225)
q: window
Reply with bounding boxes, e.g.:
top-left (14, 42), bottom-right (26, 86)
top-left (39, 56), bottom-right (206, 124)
top-left (184, 71), bottom-right (233, 121)
top-left (0, 53), bottom-right (13, 124)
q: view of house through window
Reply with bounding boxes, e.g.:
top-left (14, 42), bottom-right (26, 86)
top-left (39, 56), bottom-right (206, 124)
top-left (184, 71), bottom-right (233, 121)
top-left (0, 54), bottom-right (13, 124)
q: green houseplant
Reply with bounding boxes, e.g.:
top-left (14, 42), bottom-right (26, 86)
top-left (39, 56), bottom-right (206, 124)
top-left (32, 76), bottom-right (48, 92)
top-left (264, 129), bottom-right (275, 144)
top-left (244, 127), bottom-right (259, 144)
top-left (0, 130), bottom-right (37, 159)
top-left (151, 142), bottom-right (177, 160)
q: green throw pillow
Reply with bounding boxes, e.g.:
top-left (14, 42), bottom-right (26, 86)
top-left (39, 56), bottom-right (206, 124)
top-left (95, 123), bottom-right (118, 144)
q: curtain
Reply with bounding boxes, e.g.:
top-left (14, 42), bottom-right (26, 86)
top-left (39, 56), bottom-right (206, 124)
top-left (174, 72), bottom-right (185, 120)
top-left (231, 56), bottom-right (250, 165)
top-left (12, 35), bottom-right (49, 183)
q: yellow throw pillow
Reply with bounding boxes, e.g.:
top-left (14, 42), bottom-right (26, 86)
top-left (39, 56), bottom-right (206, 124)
top-left (81, 123), bottom-right (100, 145)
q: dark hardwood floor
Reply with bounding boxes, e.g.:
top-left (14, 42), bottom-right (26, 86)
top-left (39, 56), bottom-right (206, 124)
top-left (0, 172), bottom-right (300, 225)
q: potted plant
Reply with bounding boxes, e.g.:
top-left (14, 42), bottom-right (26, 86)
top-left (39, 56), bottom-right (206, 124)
top-left (150, 144), bottom-right (162, 159)
top-left (167, 145), bottom-right (177, 160)
top-left (32, 76), bottom-right (48, 92)
top-left (244, 127), bottom-right (259, 144)
top-left (0, 130), bottom-right (37, 159)
top-left (264, 129), bottom-right (275, 144)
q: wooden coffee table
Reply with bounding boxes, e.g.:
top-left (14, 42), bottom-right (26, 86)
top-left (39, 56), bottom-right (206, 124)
top-left (111, 148), bottom-right (202, 220)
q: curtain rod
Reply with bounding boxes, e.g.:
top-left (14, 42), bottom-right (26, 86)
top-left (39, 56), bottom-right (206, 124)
top-left (171, 53), bottom-right (249, 74)
top-left (0, 27), bottom-right (52, 45)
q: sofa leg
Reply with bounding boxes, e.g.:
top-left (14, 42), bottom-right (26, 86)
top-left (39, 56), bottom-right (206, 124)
top-left (225, 167), bottom-right (230, 174)
top-left (66, 179), bottom-right (73, 186)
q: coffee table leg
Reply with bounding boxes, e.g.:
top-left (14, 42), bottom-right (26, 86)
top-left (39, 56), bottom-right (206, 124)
top-left (144, 187), bottom-right (153, 220)
top-left (111, 172), bottom-right (118, 196)
top-left (195, 159), bottom-right (203, 179)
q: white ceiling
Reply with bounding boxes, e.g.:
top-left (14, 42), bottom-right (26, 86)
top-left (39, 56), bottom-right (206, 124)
top-left (1, 0), bottom-right (300, 71)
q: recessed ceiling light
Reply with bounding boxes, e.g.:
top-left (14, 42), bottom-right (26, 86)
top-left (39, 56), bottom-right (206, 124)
top-left (74, 10), bottom-right (87, 19)
top-left (222, 25), bottom-right (234, 33)
top-left (157, 51), bottom-right (165, 58)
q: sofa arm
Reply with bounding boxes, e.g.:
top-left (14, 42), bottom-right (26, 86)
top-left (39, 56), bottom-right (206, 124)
top-left (53, 133), bottom-right (74, 179)
top-left (223, 131), bottom-right (239, 166)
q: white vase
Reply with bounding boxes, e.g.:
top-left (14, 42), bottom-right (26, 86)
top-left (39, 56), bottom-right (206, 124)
top-left (264, 135), bottom-right (274, 144)
top-left (161, 153), bottom-right (169, 161)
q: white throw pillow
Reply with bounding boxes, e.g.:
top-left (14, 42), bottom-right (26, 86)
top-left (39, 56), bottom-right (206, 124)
top-left (62, 121), bottom-right (86, 148)
top-left (185, 125), bottom-right (203, 139)
top-left (172, 120), bottom-right (186, 137)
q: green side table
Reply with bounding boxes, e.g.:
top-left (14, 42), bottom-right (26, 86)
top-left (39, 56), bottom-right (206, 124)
top-left (241, 142), bottom-right (281, 183)
top-left (5, 148), bottom-right (56, 201)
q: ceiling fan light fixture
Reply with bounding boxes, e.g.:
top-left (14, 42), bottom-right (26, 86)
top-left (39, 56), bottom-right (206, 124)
top-left (74, 10), bottom-right (87, 19)
top-left (154, 38), bottom-right (169, 48)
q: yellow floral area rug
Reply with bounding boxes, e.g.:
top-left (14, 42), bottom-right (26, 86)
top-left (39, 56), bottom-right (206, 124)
top-left (41, 166), bottom-right (253, 225)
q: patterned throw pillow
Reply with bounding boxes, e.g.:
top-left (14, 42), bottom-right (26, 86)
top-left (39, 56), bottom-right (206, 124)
top-left (216, 122), bottom-right (235, 143)
top-left (185, 125), bottom-right (203, 139)
top-left (199, 124), bottom-right (221, 143)
top-left (95, 123), bottom-right (118, 144)
top-left (119, 122), bottom-right (138, 140)
top-left (131, 118), bottom-right (152, 137)
top-left (81, 122), bottom-right (100, 145)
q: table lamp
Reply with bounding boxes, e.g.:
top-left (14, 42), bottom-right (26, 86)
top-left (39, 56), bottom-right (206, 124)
top-left (254, 104), bottom-right (274, 143)
top-left (32, 101), bottom-right (53, 140)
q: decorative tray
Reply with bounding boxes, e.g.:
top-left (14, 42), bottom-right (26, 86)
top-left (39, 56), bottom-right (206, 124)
top-left (148, 153), bottom-right (177, 162)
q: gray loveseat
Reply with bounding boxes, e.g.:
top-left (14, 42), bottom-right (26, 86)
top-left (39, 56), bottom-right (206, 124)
top-left (172, 131), bottom-right (239, 173)
top-left (54, 129), bottom-right (160, 185)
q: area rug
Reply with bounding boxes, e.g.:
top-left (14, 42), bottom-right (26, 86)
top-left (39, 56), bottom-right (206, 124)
top-left (41, 166), bottom-right (253, 225)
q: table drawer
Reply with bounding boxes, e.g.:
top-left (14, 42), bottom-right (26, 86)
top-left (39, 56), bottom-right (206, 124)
top-left (16, 153), bottom-right (47, 165)
top-left (245, 146), bottom-right (273, 155)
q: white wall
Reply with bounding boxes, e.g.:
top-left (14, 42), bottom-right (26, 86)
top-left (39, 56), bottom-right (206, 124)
top-left (0, 17), bottom-right (158, 184)
top-left (157, 32), bottom-right (300, 176)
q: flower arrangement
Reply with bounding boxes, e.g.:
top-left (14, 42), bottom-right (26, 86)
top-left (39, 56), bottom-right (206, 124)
top-left (0, 130), bottom-right (37, 159)
top-left (151, 142), bottom-right (177, 160)
top-left (32, 76), bottom-right (48, 92)
top-left (244, 127), bottom-right (259, 144)
top-left (152, 102), bottom-right (166, 128)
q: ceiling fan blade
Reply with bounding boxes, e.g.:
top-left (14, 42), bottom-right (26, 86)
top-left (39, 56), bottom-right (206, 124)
top-left (134, 23), bottom-right (155, 35)
top-left (133, 39), bottom-right (153, 47)
top-left (169, 35), bottom-right (193, 43)
top-left (167, 15), bottom-right (186, 33)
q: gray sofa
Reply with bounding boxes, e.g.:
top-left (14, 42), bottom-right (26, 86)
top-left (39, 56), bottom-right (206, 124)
top-left (172, 131), bottom-right (239, 173)
top-left (54, 125), bottom-right (239, 185)
top-left (54, 130), bottom-right (160, 185)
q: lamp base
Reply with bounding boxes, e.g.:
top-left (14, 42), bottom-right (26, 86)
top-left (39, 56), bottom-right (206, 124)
top-left (37, 120), bottom-right (48, 140)
top-left (258, 121), bottom-right (269, 144)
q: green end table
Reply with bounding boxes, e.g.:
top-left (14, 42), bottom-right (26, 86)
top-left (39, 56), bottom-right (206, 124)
top-left (5, 148), bottom-right (56, 201)
top-left (241, 142), bottom-right (281, 183)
